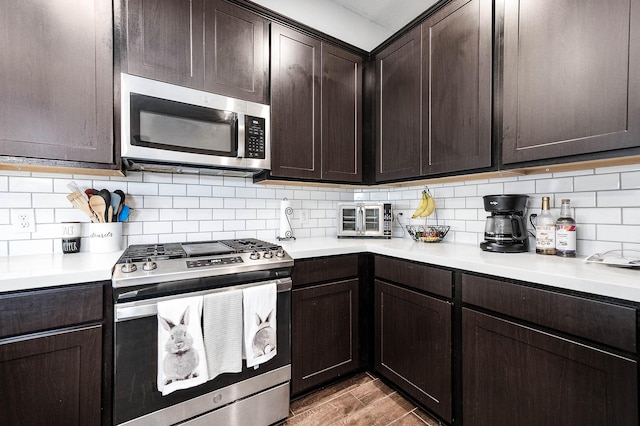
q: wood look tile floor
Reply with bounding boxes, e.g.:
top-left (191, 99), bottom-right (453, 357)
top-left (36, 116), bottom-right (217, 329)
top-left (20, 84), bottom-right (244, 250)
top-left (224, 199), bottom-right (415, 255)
top-left (282, 373), bottom-right (442, 426)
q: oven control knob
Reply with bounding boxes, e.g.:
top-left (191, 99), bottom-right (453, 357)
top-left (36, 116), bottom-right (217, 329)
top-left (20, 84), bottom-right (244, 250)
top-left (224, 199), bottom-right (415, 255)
top-left (121, 260), bottom-right (137, 273)
top-left (143, 258), bottom-right (157, 271)
top-left (263, 251), bottom-right (273, 259)
top-left (275, 247), bottom-right (285, 258)
top-left (249, 251), bottom-right (260, 260)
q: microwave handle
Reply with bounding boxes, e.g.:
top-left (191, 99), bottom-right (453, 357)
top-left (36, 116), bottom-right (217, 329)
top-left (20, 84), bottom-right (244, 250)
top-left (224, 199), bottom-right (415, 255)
top-left (357, 206), bottom-right (364, 234)
top-left (236, 113), bottom-right (245, 159)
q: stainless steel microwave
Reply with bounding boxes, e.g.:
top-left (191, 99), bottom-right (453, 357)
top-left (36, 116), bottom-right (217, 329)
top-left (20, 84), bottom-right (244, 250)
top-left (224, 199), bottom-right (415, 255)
top-left (337, 202), bottom-right (392, 238)
top-left (120, 73), bottom-right (270, 176)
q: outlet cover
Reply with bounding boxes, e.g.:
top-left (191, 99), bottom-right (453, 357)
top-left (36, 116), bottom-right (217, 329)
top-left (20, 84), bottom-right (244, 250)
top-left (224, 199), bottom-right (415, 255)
top-left (11, 209), bottom-right (36, 233)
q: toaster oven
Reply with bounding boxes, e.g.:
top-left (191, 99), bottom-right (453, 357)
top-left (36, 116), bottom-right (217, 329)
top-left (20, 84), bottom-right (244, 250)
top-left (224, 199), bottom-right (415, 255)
top-left (337, 203), bottom-right (392, 238)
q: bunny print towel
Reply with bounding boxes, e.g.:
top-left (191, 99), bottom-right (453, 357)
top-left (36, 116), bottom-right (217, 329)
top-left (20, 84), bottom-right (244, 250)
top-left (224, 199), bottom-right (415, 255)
top-left (157, 296), bottom-right (208, 396)
top-left (243, 283), bottom-right (277, 368)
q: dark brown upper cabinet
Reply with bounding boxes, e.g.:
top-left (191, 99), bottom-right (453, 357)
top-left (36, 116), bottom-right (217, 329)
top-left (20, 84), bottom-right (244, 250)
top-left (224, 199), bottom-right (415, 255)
top-left (321, 45), bottom-right (363, 182)
top-left (0, 0), bottom-right (114, 165)
top-left (421, 0), bottom-right (492, 175)
top-left (500, 0), bottom-right (640, 164)
top-left (124, 0), bottom-right (268, 104)
top-left (125, 0), bottom-right (205, 89)
top-left (271, 24), bottom-right (363, 181)
top-left (375, 27), bottom-right (422, 182)
top-left (203, 0), bottom-right (269, 103)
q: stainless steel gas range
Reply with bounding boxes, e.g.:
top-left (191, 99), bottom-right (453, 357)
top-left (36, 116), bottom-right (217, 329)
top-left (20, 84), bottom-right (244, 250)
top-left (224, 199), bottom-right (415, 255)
top-left (111, 239), bottom-right (293, 426)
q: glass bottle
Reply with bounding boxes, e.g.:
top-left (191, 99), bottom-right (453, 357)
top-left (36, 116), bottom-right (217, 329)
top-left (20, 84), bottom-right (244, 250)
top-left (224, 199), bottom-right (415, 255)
top-left (536, 196), bottom-right (556, 255)
top-left (555, 199), bottom-right (577, 257)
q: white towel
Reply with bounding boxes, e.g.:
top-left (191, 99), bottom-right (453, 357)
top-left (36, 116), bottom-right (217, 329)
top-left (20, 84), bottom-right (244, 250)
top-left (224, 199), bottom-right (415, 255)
top-left (203, 290), bottom-right (243, 381)
top-left (157, 296), bottom-right (208, 396)
top-left (243, 283), bottom-right (277, 368)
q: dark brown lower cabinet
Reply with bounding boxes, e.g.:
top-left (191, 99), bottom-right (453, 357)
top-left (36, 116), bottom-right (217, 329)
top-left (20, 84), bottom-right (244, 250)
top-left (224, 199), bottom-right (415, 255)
top-left (0, 325), bottom-right (102, 425)
top-left (462, 308), bottom-right (638, 426)
top-left (374, 280), bottom-right (452, 422)
top-left (292, 278), bottom-right (360, 395)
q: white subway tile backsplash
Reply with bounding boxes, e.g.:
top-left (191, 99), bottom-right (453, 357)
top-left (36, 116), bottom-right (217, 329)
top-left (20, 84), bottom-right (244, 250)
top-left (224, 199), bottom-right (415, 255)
top-left (159, 183), bottom-right (187, 196)
top-left (597, 190), bottom-right (640, 207)
top-left (575, 208), bottom-right (621, 224)
top-left (1, 193), bottom-right (31, 208)
top-left (597, 225), bottom-right (640, 243)
top-left (574, 174), bottom-right (620, 192)
top-left (2, 164), bottom-right (640, 256)
top-left (621, 171), bottom-right (640, 189)
top-left (623, 208), bottom-right (640, 224)
top-left (536, 177), bottom-right (574, 193)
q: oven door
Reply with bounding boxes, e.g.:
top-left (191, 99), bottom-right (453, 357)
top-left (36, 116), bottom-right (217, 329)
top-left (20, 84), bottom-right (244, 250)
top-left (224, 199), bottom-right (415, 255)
top-left (113, 279), bottom-right (291, 426)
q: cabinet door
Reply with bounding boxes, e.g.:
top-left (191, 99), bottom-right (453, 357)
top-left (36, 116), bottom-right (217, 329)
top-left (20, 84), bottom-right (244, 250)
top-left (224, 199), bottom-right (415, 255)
top-left (0, 325), bottom-right (102, 425)
top-left (203, 0), bottom-right (268, 104)
top-left (501, 0), bottom-right (640, 164)
top-left (463, 308), bottom-right (638, 425)
top-left (125, 0), bottom-right (205, 89)
top-left (374, 280), bottom-right (452, 422)
top-left (292, 279), bottom-right (359, 395)
top-left (270, 23), bottom-right (322, 179)
top-left (375, 26), bottom-right (421, 182)
top-left (321, 45), bottom-right (363, 182)
top-left (421, 0), bottom-right (492, 174)
top-left (0, 0), bottom-right (113, 164)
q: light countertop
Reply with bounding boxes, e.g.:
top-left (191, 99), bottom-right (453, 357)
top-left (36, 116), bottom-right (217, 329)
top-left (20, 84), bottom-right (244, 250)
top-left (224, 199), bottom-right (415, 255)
top-left (2, 238), bottom-right (639, 303)
top-left (277, 237), bottom-right (640, 303)
top-left (0, 251), bottom-right (123, 293)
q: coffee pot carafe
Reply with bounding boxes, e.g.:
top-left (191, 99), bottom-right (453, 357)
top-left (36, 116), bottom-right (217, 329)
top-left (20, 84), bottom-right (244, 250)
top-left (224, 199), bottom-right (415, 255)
top-left (480, 194), bottom-right (530, 253)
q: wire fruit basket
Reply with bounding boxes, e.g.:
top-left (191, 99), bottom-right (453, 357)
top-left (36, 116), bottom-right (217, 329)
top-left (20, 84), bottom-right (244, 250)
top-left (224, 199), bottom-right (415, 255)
top-left (406, 224), bottom-right (450, 243)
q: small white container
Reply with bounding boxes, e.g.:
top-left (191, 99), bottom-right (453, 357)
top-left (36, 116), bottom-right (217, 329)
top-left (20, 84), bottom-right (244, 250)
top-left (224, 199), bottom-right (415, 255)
top-left (88, 222), bottom-right (123, 253)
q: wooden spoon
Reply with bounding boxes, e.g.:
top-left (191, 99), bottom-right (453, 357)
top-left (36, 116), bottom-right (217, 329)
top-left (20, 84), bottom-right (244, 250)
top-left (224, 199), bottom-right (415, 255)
top-left (89, 195), bottom-right (107, 223)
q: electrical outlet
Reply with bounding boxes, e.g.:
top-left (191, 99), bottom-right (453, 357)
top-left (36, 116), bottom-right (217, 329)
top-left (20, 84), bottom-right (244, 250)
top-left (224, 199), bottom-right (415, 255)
top-left (299, 209), bottom-right (309, 226)
top-left (11, 209), bottom-right (36, 233)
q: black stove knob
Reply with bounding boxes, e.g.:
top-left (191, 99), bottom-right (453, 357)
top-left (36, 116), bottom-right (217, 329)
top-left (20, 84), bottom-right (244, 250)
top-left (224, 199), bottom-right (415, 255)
top-left (121, 259), bottom-right (137, 273)
top-left (275, 247), bottom-right (285, 258)
top-left (143, 257), bottom-right (157, 271)
top-left (263, 251), bottom-right (273, 259)
top-left (249, 251), bottom-right (260, 260)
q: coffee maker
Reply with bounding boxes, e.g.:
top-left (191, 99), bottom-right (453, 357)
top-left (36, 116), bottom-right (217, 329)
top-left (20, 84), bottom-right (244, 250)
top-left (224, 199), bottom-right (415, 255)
top-left (480, 194), bottom-right (530, 253)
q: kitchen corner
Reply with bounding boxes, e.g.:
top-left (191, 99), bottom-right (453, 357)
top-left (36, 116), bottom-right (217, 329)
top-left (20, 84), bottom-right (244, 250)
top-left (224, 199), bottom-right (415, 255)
top-left (278, 237), bottom-right (640, 303)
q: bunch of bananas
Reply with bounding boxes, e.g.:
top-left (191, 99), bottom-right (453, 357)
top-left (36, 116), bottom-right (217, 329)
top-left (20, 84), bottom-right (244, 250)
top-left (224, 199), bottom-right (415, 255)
top-left (411, 190), bottom-right (436, 218)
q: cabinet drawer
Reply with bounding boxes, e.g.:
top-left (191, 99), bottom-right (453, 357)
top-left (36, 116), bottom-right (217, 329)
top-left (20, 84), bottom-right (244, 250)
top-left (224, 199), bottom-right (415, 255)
top-left (375, 256), bottom-right (452, 298)
top-left (462, 274), bottom-right (637, 352)
top-left (292, 255), bottom-right (359, 287)
top-left (0, 283), bottom-right (104, 338)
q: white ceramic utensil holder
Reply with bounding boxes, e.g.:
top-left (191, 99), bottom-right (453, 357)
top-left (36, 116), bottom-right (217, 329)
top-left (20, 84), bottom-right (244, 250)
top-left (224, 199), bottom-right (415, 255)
top-left (88, 222), bottom-right (123, 253)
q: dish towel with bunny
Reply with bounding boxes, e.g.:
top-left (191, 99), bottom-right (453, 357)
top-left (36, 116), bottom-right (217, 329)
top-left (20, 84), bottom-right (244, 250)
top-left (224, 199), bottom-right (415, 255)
top-left (203, 290), bottom-right (243, 381)
top-left (157, 296), bottom-right (208, 396)
top-left (242, 283), bottom-right (277, 368)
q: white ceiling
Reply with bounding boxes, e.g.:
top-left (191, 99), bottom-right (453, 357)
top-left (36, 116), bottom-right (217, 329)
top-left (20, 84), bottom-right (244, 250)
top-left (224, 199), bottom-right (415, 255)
top-left (250, 0), bottom-right (439, 51)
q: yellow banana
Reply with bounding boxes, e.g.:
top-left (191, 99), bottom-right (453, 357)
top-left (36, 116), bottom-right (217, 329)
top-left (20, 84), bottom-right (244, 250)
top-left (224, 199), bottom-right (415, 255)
top-left (411, 190), bottom-right (429, 218)
top-left (419, 194), bottom-right (436, 217)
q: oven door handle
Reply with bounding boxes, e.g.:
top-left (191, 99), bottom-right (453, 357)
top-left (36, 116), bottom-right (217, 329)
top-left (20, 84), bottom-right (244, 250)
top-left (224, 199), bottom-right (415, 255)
top-left (115, 278), bottom-right (291, 322)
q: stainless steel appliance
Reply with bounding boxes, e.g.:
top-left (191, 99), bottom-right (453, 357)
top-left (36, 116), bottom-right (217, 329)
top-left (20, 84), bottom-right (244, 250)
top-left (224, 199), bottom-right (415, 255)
top-left (120, 73), bottom-right (270, 177)
top-left (112, 239), bottom-right (293, 426)
top-left (480, 194), bottom-right (530, 253)
top-left (337, 202), bottom-right (392, 238)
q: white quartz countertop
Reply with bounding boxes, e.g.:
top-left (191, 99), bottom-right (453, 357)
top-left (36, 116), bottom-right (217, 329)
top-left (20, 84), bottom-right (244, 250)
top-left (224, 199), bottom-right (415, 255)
top-left (2, 238), bottom-right (639, 303)
top-left (277, 237), bottom-right (640, 303)
top-left (0, 251), bottom-right (123, 293)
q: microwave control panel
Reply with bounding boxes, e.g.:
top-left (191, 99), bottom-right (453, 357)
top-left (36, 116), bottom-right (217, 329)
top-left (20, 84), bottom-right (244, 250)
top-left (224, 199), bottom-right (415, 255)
top-left (245, 116), bottom-right (266, 159)
top-left (383, 203), bottom-right (392, 236)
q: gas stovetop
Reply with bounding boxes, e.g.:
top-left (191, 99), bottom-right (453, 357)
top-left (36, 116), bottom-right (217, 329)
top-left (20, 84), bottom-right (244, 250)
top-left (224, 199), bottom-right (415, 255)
top-left (112, 239), bottom-right (293, 289)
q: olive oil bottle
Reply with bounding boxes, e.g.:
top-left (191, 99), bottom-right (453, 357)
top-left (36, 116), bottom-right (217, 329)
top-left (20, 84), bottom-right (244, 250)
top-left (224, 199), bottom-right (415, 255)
top-left (536, 197), bottom-right (556, 255)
